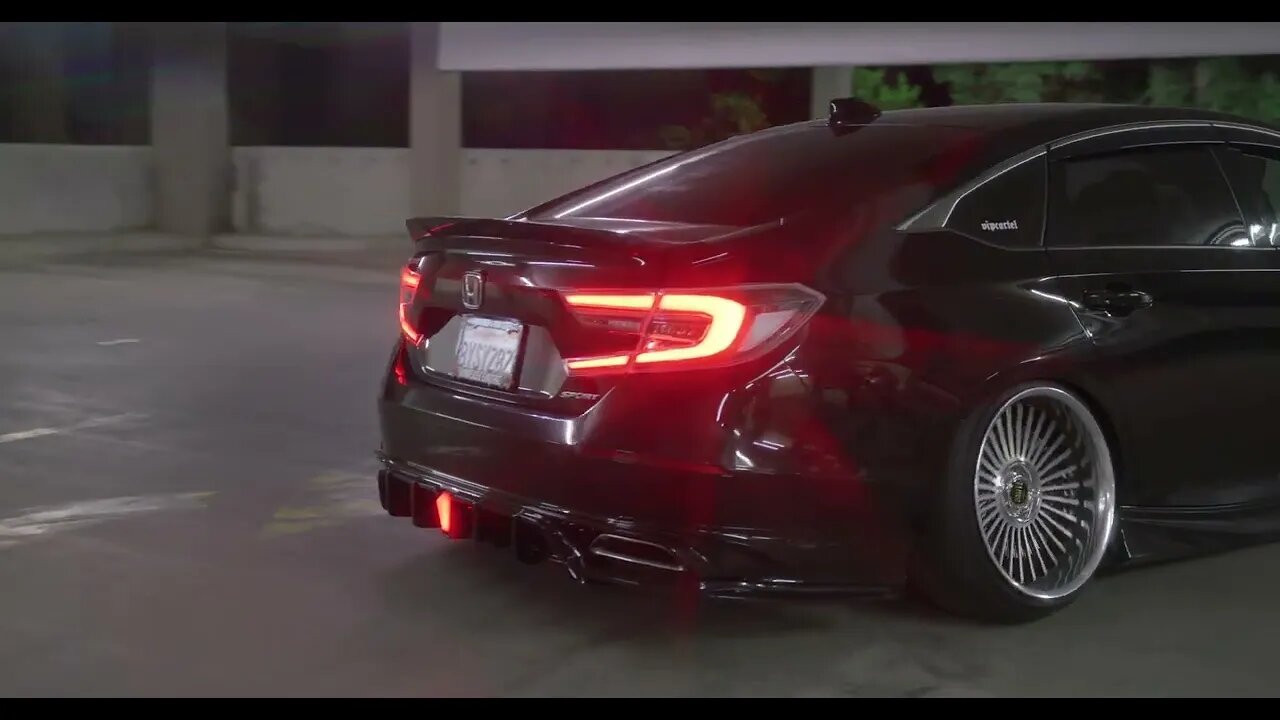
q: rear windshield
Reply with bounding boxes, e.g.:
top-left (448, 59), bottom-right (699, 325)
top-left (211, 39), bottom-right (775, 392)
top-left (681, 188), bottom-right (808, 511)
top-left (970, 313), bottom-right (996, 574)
top-left (526, 122), bottom-right (987, 227)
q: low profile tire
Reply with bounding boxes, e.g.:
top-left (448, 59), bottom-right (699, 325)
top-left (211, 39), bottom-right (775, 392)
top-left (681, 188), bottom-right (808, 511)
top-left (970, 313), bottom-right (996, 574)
top-left (913, 381), bottom-right (1118, 623)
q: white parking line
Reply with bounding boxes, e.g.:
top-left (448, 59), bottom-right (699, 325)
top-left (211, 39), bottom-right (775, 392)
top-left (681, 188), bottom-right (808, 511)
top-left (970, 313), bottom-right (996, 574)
top-left (96, 338), bottom-right (140, 346)
top-left (0, 428), bottom-right (59, 443)
top-left (0, 492), bottom-right (214, 549)
top-left (0, 413), bottom-right (146, 445)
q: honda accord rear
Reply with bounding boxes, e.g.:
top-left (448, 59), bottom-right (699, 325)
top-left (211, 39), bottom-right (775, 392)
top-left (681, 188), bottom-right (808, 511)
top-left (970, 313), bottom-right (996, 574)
top-left (377, 99), bottom-right (1276, 621)
top-left (379, 110), bottom-right (943, 588)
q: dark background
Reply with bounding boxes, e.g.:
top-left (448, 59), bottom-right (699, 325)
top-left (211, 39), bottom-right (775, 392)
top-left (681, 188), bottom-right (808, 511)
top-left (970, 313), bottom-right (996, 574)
top-left (2, 22), bottom-right (1279, 150)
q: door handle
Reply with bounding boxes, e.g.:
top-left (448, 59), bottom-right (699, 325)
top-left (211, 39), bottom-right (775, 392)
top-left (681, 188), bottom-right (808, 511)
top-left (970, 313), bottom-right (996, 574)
top-left (1081, 288), bottom-right (1153, 315)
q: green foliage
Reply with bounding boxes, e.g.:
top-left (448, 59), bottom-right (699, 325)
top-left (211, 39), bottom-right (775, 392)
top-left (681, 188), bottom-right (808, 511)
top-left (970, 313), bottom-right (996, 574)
top-left (849, 67), bottom-right (924, 110)
top-left (657, 56), bottom-right (1280, 153)
top-left (1255, 72), bottom-right (1280, 124)
top-left (1197, 58), bottom-right (1257, 115)
top-left (657, 124), bottom-right (695, 151)
top-left (935, 61), bottom-right (1103, 105)
top-left (929, 55), bottom-right (1280, 125)
top-left (660, 90), bottom-right (770, 151)
top-left (1141, 57), bottom-right (1280, 125)
top-left (1143, 62), bottom-right (1193, 106)
top-left (712, 91), bottom-right (769, 134)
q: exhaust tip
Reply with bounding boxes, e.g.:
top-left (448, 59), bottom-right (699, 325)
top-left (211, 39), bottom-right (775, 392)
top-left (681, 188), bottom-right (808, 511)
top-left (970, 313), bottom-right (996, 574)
top-left (513, 517), bottom-right (550, 564)
top-left (380, 470), bottom-right (412, 517)
top-left (588, 534), bottom-right (685, 573)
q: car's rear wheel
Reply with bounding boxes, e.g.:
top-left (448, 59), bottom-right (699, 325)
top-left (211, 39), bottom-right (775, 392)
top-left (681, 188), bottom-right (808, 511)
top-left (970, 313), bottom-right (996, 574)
top-left (914, 381), bottom-right (1118, 623)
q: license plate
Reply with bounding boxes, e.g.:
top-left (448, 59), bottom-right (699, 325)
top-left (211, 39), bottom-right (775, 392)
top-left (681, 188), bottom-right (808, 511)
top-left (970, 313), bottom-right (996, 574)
top-left (454, 316), bottom-right (524, 389)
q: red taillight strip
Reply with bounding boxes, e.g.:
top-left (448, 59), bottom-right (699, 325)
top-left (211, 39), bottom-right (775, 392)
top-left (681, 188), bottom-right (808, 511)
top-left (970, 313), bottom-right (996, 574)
top-left (635, 294), bottom-right (746, 364)
top-left (562, 293), bottom-right (655, 370)
top-left (400, 266), bottom-right (421, 290)
top-left (399, 305), bottom-right (421, 345)
top-left (561, 290), bottom-right (749, 372)
top-left (565, 354), bottom-right (630, 370)
top-left (563, 293), bottom-right (655, 310)
top-left (399, 265), bottom-right (423, 345)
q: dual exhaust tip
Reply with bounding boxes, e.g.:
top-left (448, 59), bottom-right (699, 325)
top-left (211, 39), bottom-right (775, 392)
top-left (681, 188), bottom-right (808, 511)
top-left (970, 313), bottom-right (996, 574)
top-left (378, 469), bottom-right (686, 575)
top-left (588, 534), bottom-right (685, 573)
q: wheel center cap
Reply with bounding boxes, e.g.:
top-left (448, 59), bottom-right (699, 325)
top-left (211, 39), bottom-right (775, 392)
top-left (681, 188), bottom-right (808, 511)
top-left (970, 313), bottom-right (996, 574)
top-left (1009, 476), bottom-right (1029, 506)
top-left (999, 461), bottom-right (1038, 521)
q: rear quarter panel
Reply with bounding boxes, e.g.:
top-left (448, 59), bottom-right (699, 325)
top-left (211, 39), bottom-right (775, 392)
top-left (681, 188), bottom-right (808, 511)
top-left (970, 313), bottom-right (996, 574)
top-left (788, 229), bottom-right (1098, 523)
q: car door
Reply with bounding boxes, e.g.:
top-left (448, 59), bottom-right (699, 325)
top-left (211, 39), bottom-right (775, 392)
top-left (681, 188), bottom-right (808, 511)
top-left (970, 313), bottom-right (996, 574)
top-left (1043, 123), bottom-right (1280, 509)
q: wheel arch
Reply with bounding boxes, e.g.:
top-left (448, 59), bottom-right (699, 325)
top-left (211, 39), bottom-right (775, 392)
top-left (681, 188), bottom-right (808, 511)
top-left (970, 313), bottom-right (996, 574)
top-left (908, 371), bottom-right (1125, 618)
top-left (968, 360), bottom-right (1128, 503)
top-left (964, 371), bottom-right (1132, 569)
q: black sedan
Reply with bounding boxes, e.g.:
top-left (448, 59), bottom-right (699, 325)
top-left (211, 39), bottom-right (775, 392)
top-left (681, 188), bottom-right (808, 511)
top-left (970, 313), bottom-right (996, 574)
top-left (376, 98), bottom-right (1280, 622)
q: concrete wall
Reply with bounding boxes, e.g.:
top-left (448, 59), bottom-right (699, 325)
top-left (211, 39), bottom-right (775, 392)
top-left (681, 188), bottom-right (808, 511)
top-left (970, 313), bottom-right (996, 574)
top-left (0, 144), bottom-right (152, 234)
top-left (230, 147), bottom-right (411, 236)
top-left (0, 144), bottom-right (674, 236)
top-left (230, 147), bottom-right (674, 236)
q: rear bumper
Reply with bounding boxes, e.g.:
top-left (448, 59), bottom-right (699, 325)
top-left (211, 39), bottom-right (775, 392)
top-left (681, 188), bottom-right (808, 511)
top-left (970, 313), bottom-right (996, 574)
top-left (376, 341), bottom-right (916, 592)
top-left (376, 456), bottom-right (900, 597)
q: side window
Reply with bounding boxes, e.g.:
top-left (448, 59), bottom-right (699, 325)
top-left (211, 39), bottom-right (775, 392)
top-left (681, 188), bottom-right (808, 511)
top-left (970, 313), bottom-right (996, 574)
top-left (1214, 144), bottom-right (1280, 246)
top-left (944, 153), bottom-right (1046, 249)
top-left (1047, 145), bottom-right (1250, 248)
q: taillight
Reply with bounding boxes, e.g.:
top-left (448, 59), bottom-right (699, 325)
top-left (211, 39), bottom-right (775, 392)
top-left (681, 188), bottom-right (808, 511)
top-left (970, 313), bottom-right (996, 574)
top-left (399, 262), bottom-right (422, 345)
top-left (561, 284), bottom-right (824, 375)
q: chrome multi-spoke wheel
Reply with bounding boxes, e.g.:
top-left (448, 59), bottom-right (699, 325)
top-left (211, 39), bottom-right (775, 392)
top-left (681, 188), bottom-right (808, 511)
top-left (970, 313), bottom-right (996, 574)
top-left (973, 386), bottom-right (1116, 600)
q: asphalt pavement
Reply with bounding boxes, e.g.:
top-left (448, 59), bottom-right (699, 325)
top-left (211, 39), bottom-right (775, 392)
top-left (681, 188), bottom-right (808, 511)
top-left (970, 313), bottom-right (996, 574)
top-left (2, 245), bottom-right (1279, 697)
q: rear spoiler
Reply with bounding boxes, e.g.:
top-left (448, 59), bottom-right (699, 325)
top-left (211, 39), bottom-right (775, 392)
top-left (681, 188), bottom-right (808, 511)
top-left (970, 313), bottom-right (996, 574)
top-left (406, 216), bottom-right (474, 241)
top-left (407, 214), bottom-right (786, 251)
top-left (407, 215), bottom-right (591, 242)
top-left (405, 215), bottom-right (644, 250)
top-left (402, 215), bottom-right (663, 269)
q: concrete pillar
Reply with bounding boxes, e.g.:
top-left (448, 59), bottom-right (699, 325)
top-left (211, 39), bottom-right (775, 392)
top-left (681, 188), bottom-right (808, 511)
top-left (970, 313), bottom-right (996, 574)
top-left (150, 22), bottom-right (230, 236)
top-left (408, 22), bottom-right (462, 218)
top-left (2, 23), bottom-right (70, 143)
top-left (810, 66), bottom-right (856, 120)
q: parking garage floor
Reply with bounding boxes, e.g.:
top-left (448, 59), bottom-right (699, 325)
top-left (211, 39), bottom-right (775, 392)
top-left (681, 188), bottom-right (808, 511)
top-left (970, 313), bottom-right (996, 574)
top-left (3, 246), bottom-right (1280, 697)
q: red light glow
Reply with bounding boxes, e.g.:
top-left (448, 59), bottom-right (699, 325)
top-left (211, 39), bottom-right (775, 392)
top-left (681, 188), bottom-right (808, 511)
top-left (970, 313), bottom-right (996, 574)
top-left (393, 343), bottom-right (410, 385)
top-left (565, 354), bottom-right (631, 370)
top-left (399, 265), bottom-right (423, 345)
top-left (399, 305), bottom-right (421, 345)
top-left (636, 294), bottom-right (746, 365)
top-left (560, 284), bottom-right (822, 376)
top-left (561, 290), bottom-right (748, 372)
top-left (436, 492), bottom-right (452, 535)
top-left (563, 293), bottom-right (656, 310)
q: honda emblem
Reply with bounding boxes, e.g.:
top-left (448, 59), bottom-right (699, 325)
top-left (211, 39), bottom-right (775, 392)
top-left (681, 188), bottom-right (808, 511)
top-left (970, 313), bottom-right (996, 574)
top-left (462, 271), bottom-right (484, 310)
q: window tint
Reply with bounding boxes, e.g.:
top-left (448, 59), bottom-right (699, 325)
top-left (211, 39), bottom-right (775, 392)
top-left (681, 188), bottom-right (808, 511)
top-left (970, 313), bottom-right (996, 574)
top-left (1047, 145), bottom-right (1249, 248)
top-left (527, 123), bottom-right (985, 227)
top-left (944, 153), bottom-right (1046, 249)
top-left (1214, 145), bottom-right (1280, 247)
